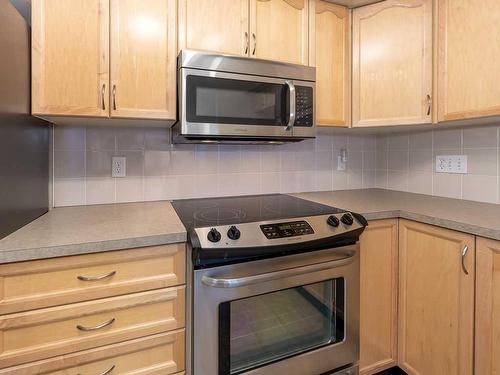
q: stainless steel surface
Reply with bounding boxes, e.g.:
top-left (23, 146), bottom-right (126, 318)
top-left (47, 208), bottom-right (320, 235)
top-left (285, 79), bottom-right (296, 131)
top-left (427, 94), bottom-right (431, 116)
top-left (76, 318), bottom-right (116, 332)
top-left (244, 32), bottom-right (249, 54)
top-left (101, 83), bottom-right (106, 110)
top-left (112, 84), bottom-right (117, 110)
top-left (78, 364), bottom-right (116, 375)
top-left (194, 213), bottom-right (363, 250)
top-left (0, 1), bottom-right (49, 240)
top-left (330, 365), bottom-right (359, 375)
top-left (461, 245), bottom-right (469, 275)
top-left (201, 250), bottom-right (355, 288)
top-left (252, 33), bottom-right (256, 55)
top-left (77, 270), bottom-right (117, 281)
top-left (193, 244), bottom-right (360, 375)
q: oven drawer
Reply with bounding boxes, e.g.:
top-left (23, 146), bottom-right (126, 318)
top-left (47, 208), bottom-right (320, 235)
top-left (0, 244), bottom-right (185, 315)
top-left (0, 286), bottom-right (185, 368)
top-left (0, 330), bottom-right (185, 375)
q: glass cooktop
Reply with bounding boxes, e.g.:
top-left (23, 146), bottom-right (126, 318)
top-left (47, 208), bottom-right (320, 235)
top-left (171, 194), bottom-right (343, 230)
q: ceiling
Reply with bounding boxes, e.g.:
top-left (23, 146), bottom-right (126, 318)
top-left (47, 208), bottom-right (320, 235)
top-left (325, 0), bottom-right (383, 8)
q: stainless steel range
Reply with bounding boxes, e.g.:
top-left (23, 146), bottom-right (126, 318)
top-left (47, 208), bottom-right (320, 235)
top-left (172, 194), bottom-right (368, 375)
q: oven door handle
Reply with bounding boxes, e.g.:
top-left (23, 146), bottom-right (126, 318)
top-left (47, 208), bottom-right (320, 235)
top-left (201, 253), bottom-right (355, 288)
top-left (285, 80), bottom-right (296, 132)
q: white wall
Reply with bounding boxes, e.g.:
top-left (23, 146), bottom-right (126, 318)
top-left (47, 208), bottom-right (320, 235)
top-left (375, 124), bottom-right (500, 204)
top-left (52, 126), bottom-right (378, 207)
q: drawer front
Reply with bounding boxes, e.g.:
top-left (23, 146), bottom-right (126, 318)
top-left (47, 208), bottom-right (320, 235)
top-left (0, 330), bottom-right (185, 375)
top-left (0, 286), bottom-right (185, 368)
top-left (0, 244), bottom-right (186, 315)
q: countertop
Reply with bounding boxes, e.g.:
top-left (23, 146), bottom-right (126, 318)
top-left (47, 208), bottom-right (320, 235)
top-left (0, 201), bottom-right (186, 264)
top-left (292, 189), bottom-right (500, 241)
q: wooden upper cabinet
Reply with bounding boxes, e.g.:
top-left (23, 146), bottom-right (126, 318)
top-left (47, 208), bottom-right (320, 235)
top-left (312, 1), bottom-right (350, 127)
top-left (32, 0), bottom-right (109, 117)
top-left (438, 0), bottom-right (500, 121)
top-left (398, 220), bottom-right (474, 375)
top-left (250, 0), bottom-right (309, 65)
top-left (475, 237), bottom-right (500, 375)
top-left (352, 0), bottom-right (433, 127)
top-left (178, 0), bottom-right (249, 56)
top-left (359, 219), bottom-right (398, 374)
top-left (110, 0), bottom-right (176, 120)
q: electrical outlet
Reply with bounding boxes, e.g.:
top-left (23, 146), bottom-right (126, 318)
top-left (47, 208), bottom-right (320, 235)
top-left (337, 148), bottom-right (347, 171)
top-left (112, 157), bottom-right (126, 177)
top-left (435, 155), bottom-right (467, 174)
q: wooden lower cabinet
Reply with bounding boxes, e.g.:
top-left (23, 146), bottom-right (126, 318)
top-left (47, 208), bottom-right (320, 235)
top-left (359, 219), bottom-right (399, 374)
top-left (0, 330), bottom-right (185, 375)
top-left (398, 220), bottom-right (474, 375)
top-left (475, 237), bottom-right (500, 374)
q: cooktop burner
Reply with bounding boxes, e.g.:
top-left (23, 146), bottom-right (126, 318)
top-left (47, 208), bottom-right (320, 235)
top-left (172, 194), bottom-right (343, 230)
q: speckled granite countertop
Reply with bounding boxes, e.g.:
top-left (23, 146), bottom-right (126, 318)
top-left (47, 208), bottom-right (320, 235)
top-left (0, 201), bottom-right (186, 264)
top-left (292, 189), bottom-right (500, 241)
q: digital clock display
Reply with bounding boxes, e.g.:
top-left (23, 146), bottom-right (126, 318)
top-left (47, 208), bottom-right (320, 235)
top-left (260, 220), bottom-right (314, 239)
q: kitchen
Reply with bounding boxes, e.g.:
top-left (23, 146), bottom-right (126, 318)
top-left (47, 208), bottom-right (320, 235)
top-left (0, 0), bottom-right (499, 374)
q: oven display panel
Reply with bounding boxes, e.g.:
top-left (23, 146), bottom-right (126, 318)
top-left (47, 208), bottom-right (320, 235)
top-left (260, 220), bottom-right (314, 239)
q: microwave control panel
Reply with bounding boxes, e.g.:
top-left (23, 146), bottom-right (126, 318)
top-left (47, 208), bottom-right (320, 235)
top-left (295, 86), bottom-right (313, 127)
top-left (260, 220), bottom-right (314, 239)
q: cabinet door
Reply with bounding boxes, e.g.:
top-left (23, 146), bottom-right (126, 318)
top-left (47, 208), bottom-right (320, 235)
top-left (312, 1), bottom-right (350, 127)
top-left (250, 0), bottom-right (309, 65)
top-left (178, 0), bottom-right (249, 56)
top-left (359, 219), bottom-right (398, 375)
top-left (110, 0), bottom-right (176, 120)
top-left (437, 0), bottom-right (500, 121)
top-left (352, 0), bottom-right (432, 127)
top-left (32, 0), bottom-right (109, 116)
top-left (398, 220), bottom-right (474, 375)
top-left (475, 237), bottom-right (500, 375)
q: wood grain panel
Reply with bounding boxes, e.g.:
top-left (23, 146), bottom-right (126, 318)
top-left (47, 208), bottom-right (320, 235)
top-left (0, 244), bottom-right (185, 315)
top-left (31, 0), bottom-right (109, 116)
top-left (352, 0), bottom-right (432, 127)
top-left (398, 220), bottom-right (474, 375)
top-left (110, 0), bottom-right (176, 119)
top-left (178, 0), bottom-right (249, 56)
top-left (437, 0), bottom-right (500, 121)
top-left (250, 0), bottom-right (309, 65)
top-left (0, 330), bottom-right (185, 374)
top-left (475, 237), bottom-right (500, 375)
top-left (0, 287), bottom-right (185, 368)
top-left (359, 219), bottom-right (398, 374)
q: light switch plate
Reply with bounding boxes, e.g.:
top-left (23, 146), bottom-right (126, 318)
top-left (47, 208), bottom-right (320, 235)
top-left (435, 155), bottom-right (467, 174)
top-left (112, 156), bottom-right (126, 177)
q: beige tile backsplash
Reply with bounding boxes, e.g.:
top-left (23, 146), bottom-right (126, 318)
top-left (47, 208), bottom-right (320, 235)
top-left (52, 126), bottom-right (378, 207)
top-left (376, 124), bottom-right (500, 204)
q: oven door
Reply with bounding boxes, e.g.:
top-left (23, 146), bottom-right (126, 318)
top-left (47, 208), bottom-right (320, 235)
top-left (179, 68), bottom-right (315, 140)
top-left (193, 244), bottom-right (359, 375)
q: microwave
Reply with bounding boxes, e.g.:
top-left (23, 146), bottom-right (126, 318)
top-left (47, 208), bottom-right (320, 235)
top-left (172, 50), bottom-right (316, 144)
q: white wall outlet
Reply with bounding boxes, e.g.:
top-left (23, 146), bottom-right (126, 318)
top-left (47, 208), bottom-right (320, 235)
top-left (435, 155), bottom-right (468, 174)
top-left (337, 148), bottom-right (347, 171)
top-left (112, 156), bottom-right (126, 177)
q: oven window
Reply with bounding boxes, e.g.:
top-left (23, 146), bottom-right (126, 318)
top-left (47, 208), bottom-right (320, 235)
top-left (186, 75), bottom-right (288, 126)
top-left (218, 278), bottom-right (345, 375)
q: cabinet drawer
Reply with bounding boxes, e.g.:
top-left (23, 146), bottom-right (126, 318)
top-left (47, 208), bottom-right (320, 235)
top-left (0, 244), bottom-right (185, 315)
top-left (0, 286), bottom-right (185, 368)
top-left (0, 330), bottom-right (185, 375)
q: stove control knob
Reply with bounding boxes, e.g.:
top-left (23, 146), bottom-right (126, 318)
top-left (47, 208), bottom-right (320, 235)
top-left (207, 228), bottom-right (221, 243)
top-left (341, 213), bottom-right (354, 226)
top-left (227, 226), bottom-right (241, 240)
top-left (327, 215), bottom-right (339, 227)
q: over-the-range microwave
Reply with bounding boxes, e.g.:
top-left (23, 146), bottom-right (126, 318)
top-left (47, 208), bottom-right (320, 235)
top-left (172, 50), bottom-right (316, 144)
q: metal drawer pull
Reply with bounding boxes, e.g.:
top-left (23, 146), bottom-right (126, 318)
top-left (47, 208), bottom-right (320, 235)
top-left (101, 84), bottom-right (106, 110)
top-left (112, 84), bottom-right (117, 110)
top-left (426, 94), bottom-right (431, 116)
top-left (461, 245), bottom-right (469, 275)
top-left (78, 364), bottom-right (115, 375)
top-left (252, 33), bottom-right (256, 55)
top-left (77, 270), bottom-right (116, 281)
top-left (244, 31), bottom-right (249, 54)
top-left (77, 318), bottom-right (115, 332)
top-left (202, 253), bottom-right (355, 288)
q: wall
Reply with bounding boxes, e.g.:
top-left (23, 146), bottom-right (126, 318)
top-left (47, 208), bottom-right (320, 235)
top-left (52, 126), bottom-right (378, 207)
top-left (375, 124), bottom-right (500, 204)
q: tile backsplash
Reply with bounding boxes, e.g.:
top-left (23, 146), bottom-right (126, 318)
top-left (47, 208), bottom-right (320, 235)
top-left (52, 126), bottom-right (377, 207)
top-left (375, 124), bottom-right (500, 204)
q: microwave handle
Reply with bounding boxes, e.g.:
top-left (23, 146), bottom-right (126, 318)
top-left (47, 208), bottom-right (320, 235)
top-left (285, 80), bottom-right (296, 131)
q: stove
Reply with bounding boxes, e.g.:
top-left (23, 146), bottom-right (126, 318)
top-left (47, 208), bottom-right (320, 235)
top-left (172, 193), bottom-right (367, 268)
top-left (173, 194), bottom-right (367, 375)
